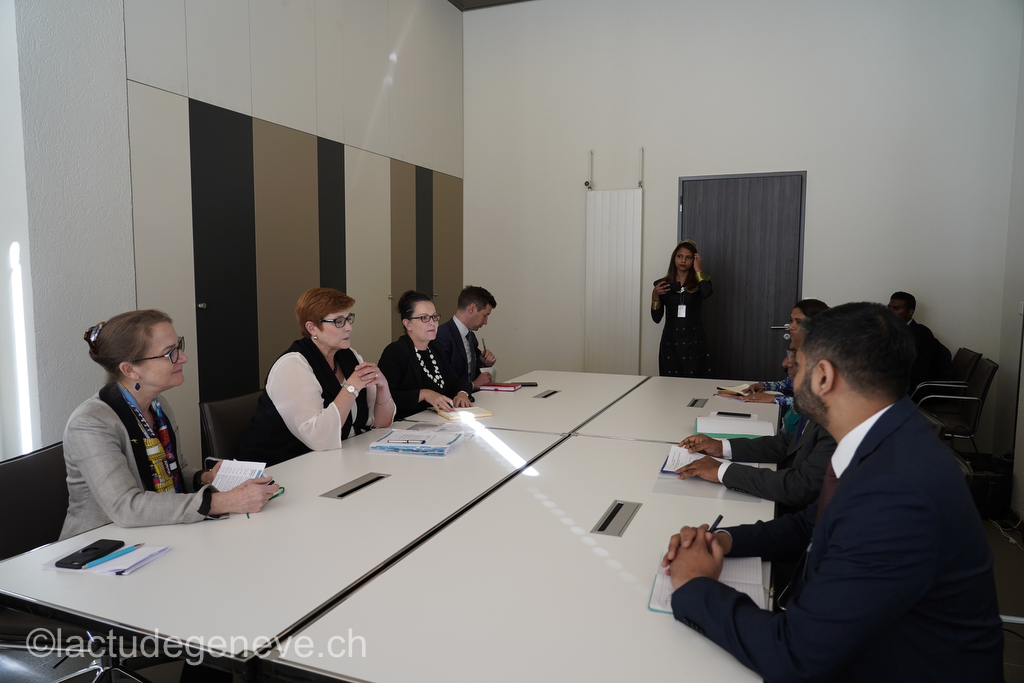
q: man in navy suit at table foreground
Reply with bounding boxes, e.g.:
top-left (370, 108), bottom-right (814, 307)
top-left (663, 302), bottom-right (1002, 682)
top-left (435, 286), bottom-right (497, 394)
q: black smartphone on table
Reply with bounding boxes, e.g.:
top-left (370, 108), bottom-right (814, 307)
top-left (55, 539), bottom-right (124, 569)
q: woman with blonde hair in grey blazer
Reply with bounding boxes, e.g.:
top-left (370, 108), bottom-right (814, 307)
top-left (61, 310), bottom-right (278, 539)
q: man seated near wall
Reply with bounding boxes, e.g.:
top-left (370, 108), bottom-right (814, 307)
top-left (888, 290), bottom-right (952, 392)
top-left (674, 335), bottom-right (836, 512)
top-left (435, 286), bottom-right (497, 394)
top-left (663, 302), bottom-right (1002, 682)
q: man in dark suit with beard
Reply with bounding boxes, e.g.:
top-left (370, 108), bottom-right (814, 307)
top-left (675, 334), bottom-right (835, 512)
top-left (662, 302), bottom-right (1002, 682)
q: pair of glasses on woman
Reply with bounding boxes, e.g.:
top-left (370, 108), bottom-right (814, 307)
top-left (130, 337), bottom-right (185, 364)
top-left (321, 314), bottom-right (356, 328)
top-left (407, 314), bottom-right (441, 323)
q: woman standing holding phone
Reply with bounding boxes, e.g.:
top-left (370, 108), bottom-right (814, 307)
top-left (651, 239), bottom-right (713, 377)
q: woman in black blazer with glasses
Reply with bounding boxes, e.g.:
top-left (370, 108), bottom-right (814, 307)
top-left (377, 290), bottom-right (472, 420)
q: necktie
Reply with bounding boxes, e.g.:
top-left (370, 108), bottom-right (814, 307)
top-left (795, 417), bottom-right (807, 442)
top-left (467, 331), bottom-right (477, 376)
top-left (815, 460), bottom-right (839, 525)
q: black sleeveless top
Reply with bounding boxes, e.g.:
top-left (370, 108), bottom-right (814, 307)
top-left (239, 338), bottom-right (369, 466)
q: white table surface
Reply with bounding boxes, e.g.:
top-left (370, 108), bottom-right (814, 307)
top-left (579, 376), bottom-right (780, 442)
top-left (269, 435), bottom-right (774, 682)
top-left (406, 370), bottom-right (646, 435)
top-left (0, 424), bottom-right (562, 656)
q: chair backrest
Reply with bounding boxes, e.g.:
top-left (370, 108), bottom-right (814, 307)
top-left (0, 443), bottom-right (69, 561)
top-left (959, 357), bottom-right (998, 431)
top-left (951, 347), bottom-right (981, 383)
top-left (917, 408), bottom-right (945, 438)
top-left (199, 391), bottom-right (262, 462)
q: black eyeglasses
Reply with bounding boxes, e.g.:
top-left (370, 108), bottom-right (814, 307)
top-left (130, 337), bottom-right (185, 364)
top-left (321, 314), bottom-right (355, 328)
top-left (407, 314), bottom-right (441, 323)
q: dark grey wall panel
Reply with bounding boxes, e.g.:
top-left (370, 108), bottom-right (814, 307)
top-left (415, 165), bottom-right (433, 297)
top-left (318, 138), bottom-right (346, 292)
top-left (190, 100), bottom-right (259, 403)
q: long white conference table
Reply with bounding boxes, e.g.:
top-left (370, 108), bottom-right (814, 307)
top-left (0, 371), bottom-right (778, 681)
top-left (265, 435), bottom-right (775, 683)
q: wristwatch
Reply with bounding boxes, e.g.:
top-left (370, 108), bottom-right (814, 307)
top-left (342, 382), bottom-right (357, 395)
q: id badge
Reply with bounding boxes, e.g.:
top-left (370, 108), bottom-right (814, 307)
top-left (677, 305), bottom-right (687, 318)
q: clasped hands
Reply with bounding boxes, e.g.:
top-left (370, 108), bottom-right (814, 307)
top-left (661, 524), bottom-right (731, 590)
top-left (347, 361), bottom-right (387, 392)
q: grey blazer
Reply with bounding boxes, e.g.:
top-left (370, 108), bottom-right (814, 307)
top-left (60, 394), bottom-right (209, 540)
top-left (721, 420), bottom-right (836, 509)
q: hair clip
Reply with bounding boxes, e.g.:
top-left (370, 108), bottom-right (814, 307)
top-left (84, 322), bottom-right (106, 353)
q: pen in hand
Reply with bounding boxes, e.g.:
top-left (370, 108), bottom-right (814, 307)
top-left (709, 514), bottom-right (723, 533)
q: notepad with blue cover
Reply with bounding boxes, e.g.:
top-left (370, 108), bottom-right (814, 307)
top-left (369, 429), bottom-right (465, 456)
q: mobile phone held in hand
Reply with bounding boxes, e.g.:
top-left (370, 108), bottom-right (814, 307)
top-left (55, 539), bottom-right (125, 569)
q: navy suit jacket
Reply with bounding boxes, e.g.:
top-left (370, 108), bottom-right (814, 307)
top-left (434, 317), bottom-right (480, 394)
top-left (672, 396), bottom-right (1002, 682)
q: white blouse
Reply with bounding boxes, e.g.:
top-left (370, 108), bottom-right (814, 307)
top-left (264, 348), bottom-right (394, 451)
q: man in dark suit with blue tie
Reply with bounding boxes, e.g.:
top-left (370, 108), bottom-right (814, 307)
top-left (662, 302), bottom-right (1002, 682)
top-left (435, 286), bottom-right (497, 395)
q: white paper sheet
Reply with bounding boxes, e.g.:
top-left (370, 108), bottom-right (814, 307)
top-left (212, 460), bottom-right (266, 491)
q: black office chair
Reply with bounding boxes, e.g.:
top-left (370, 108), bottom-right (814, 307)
top-left (0, 444), bottom-right (160, 683)
top-left (911, 347), bottom-right (981, 405)
top-left (0, 443), bottom-right (69, 560)
top-left (919, 357), bottom-right (998, 452)
top-left (199, 391), bottom-right (262, 464)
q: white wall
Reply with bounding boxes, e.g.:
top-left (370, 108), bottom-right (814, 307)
top-left (1009, 16), bottom-right (1024, 511)
top-left (15, 0), bottom-right (135, 447)
top-left (464, 0), bottom-right (1023, 449)
top-left (0, 0), bottom-right (36, 458)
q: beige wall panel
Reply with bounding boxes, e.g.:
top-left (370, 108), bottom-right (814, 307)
top-left (253, 119), bottom-right (320, 384)
top-left (345, 147), bottom-right (392, 362)
top-left (127, 81), bottom-right (201, 463)
top-left (185, 0), bottom-right (251, 115)
top-left (342, 0), bottom-right (390, 157)
top-left (315, 0), bottom-right (345, 143)
top-left (250, 0), bottom-right (317, 134)
top-left (389, 0), bottom-right (463, 177)
top-left (124, 0), bottom-right (188, 95)
top-left (390, 160), bottom-right (417, 339)
top-left (432, 172), bottom-right (463, 323)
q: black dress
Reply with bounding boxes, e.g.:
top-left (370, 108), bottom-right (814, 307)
top-left (377, 335), bottom-right (467, 420)
top-left (651, 278), bottom-right (713, 377)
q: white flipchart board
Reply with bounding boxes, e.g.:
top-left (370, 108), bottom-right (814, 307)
top-left (585, 189), bottom-right (643, 374)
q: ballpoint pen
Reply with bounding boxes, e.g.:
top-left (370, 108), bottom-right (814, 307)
top-left (709, 515), bottom-right (723, 532)
top-left (83, 543), bottom-right (144, 569)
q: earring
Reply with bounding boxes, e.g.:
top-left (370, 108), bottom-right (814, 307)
top-left (312, 335), bottom-right (318, 340)
top-left (134, 382), bottom-right (141, 391)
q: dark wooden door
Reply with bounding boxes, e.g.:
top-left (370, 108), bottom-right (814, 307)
top-left (678, 173), bottom-right (805, 382)
top-left (190, 100), bottom-right (260, 403)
